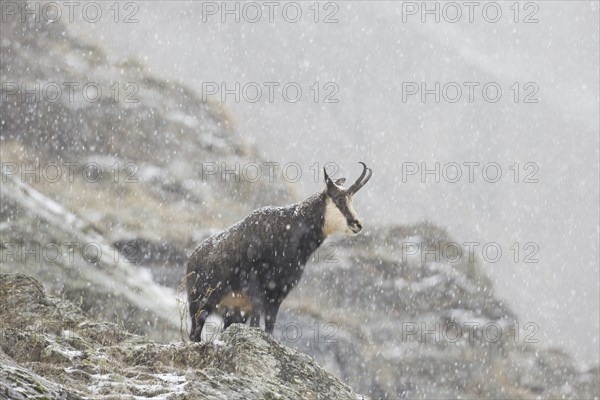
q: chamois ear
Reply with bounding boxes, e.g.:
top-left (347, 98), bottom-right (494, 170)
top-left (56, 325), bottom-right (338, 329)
top-left (323, 167), bottom-right (339, 195)
top-left (323, 167), bottom-right (333, 186)
top-left (334, 178), bottom-right (346, 186)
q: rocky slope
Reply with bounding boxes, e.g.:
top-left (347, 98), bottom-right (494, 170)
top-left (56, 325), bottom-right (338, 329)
top-left (0, 273), bottom-right (367, 399)
top-left (276, 225), bottom-right (599, 398)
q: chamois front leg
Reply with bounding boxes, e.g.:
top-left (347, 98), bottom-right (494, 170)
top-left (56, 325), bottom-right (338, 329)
top-left (264, 297), bottom-right (282, 335)
top-left (250, 295), bottom-right (262, 328)
top-left (247, 269), bottom-right (262, 328)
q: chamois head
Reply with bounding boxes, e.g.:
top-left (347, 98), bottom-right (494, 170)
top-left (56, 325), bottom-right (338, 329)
top-left (323, 162), bottom-right (372, 236)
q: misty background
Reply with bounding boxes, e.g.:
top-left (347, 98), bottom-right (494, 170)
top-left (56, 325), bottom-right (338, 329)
top-left (64, 1), bottom-right (599, 366)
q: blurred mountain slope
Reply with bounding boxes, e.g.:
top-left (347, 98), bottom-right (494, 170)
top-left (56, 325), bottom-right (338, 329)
top-left (0, 13), bottom-right (297, 245)
top-left (276, 225), bottom-right (599, 398)
top-left (1, 9), bottom-right (295, 340)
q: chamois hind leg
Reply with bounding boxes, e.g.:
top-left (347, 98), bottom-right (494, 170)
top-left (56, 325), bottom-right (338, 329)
top-left (187, 270), bottom-right (214, 342)
top-left (189, 307), bottom-right (210, 342)
top-left (222, 309), bottom-right (233, 331)
top-left (189, 281), bottom-right (224, 342)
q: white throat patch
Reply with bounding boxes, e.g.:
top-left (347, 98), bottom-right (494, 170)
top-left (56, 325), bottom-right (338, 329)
top-left (323, 197), bottom-right (353, 236)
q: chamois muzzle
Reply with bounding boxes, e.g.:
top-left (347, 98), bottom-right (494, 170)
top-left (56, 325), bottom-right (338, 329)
top-left (347, 162), bottom-right (372, 195)
top-left (349, 220), bottom-right (362, 233)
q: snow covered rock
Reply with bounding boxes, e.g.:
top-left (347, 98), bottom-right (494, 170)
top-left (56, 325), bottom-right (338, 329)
top-left (0, 273), bottom-right (368, 400)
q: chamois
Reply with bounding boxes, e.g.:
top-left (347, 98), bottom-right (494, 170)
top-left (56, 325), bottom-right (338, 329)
top-left (187, 162), bottom-right (372, 341)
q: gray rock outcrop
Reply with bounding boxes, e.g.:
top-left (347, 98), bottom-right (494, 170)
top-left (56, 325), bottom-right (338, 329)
top-left (0, 273), bottom-right (368, 400)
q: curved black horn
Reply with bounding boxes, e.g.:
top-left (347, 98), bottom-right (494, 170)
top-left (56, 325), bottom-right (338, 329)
top-left (347, 162), bottom-right (372, 194)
